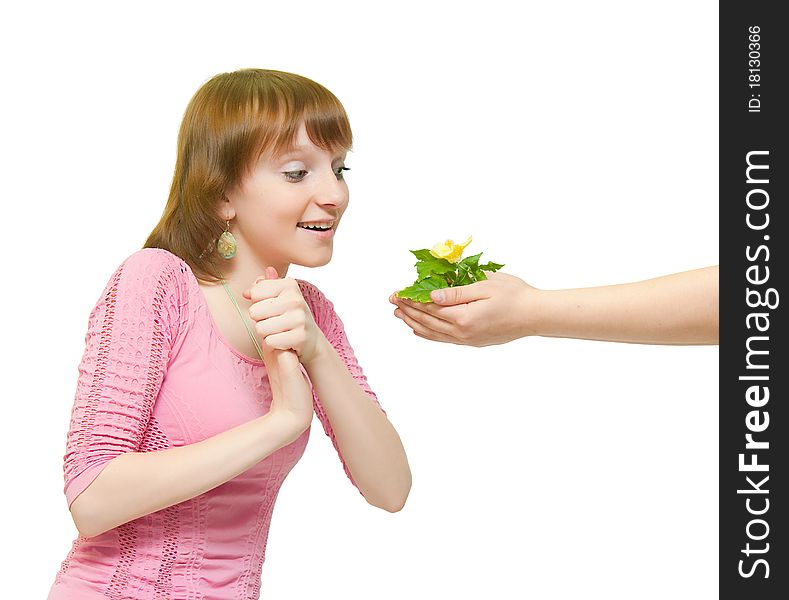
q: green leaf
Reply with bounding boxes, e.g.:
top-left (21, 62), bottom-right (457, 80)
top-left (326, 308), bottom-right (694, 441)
top-left (415, 256), bottom-right (457, 281)
top-left (396, 275), bottom-right (449, 303)
top-left (479, 261), bottom-right (504, 272)
top-left (410, 249), bottom-right (435, 261)
top-left (458, 252), bottom-right (483, 270)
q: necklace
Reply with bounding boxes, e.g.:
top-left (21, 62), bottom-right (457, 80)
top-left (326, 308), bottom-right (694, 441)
top-left (218, 270), bottom-right (265, 361)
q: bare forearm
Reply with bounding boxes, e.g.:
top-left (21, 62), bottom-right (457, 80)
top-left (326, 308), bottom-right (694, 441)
top-left (531, 266), bottom-right (719, 344)
top-left (70, 412), bottom-right (303, 537)
top-left (303, 337), bottom-right (411, 511)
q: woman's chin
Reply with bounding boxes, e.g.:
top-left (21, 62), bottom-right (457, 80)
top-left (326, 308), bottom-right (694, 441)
top-left (294, 251), bottom-right (332, 268)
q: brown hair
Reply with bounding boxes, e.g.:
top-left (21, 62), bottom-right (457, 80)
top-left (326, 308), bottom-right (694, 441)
top-left (143, 68), bottom-right (353, 283)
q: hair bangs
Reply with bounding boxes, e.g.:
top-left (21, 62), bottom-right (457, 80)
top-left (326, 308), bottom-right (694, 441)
top-left (245, 75), bottom-right (353, 164)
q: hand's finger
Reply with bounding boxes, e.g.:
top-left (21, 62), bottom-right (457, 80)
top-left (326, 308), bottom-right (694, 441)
top-left (262, 330), bottom-right (298, 352)
top-left (395, 307), bottom-right (459, 344)
top-left (394, 301), bottom-right (457, 336)
top-left (255, 266), bottom-right (280, 283)
top-left (243, 265), bottom-right (288, 299)
top-left (249, 297), bottom-right (286, 321)
top-left (393, 297), bottom-right (462, 324)
top-left (413, 329), bottom-right (456, 344)
top-left (430, 281), bottom-right (489, 305)
top-left (246, 277), bottom-right (295, 301)
top-left (254, 313), bottom-right (297, 338)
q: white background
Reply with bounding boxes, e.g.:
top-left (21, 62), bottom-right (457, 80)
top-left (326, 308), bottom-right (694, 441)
top-left (1, 1), bottom-right (718, 598)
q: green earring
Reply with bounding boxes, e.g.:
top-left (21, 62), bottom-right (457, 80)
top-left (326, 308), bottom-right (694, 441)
top-left (216, 220), bottom-right (237, 259)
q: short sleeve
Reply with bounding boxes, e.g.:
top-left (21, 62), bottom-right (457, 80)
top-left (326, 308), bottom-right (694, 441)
top-left (297, 280), bottom-right (385, 489)
top-left (62, 248), bottom-right (185, 509)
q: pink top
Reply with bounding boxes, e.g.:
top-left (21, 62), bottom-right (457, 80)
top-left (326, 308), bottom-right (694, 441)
top-left (48, 248), bottom-right (383, 600)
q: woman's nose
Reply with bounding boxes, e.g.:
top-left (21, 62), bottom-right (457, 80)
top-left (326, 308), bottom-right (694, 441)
top-left (315, 170), bottom-right (348, 207)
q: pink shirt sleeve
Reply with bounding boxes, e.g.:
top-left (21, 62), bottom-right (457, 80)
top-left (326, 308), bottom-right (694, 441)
top-left (297, 280), bottom-right (385, 490)
top-left (62, 249), bottom-right (184, 509)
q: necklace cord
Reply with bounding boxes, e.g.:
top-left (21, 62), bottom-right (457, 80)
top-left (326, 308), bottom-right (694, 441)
top-left (219, 271), bottom-right (265, 361)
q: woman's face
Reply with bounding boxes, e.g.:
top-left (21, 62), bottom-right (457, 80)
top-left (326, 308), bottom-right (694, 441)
top-left (225, 121), bottom-right (349, 271)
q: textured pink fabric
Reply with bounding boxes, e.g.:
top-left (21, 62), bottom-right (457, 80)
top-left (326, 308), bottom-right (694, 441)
top-left (48, 248), bottom-right (383, 599)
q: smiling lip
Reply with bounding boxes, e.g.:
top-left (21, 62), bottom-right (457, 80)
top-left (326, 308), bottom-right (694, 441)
top-left (297, 224), bottom-right (335, 239)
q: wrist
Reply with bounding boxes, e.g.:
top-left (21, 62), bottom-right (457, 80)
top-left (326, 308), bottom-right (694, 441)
top-left (530, 288), bottom-right (589, 339)
top-left (264, 405), bottom-right (311, 442)
top-left (302, 333), bottom-right (331, 368)
top-left (516, 286), bottom-right (550, 338)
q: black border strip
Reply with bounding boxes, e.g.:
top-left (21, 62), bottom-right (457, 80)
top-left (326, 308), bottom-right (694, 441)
top-left (720, 3), bottom-right (787, 598)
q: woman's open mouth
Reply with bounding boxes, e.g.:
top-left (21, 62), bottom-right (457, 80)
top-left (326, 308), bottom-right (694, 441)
top-left (297, 221), bottom-right (335, 239)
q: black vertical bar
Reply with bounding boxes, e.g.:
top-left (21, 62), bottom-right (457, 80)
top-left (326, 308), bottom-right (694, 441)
top-left (720, 3), bottom-right (787, 599)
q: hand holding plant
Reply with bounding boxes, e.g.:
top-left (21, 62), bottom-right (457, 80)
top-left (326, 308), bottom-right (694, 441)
top-left (395, 236), bottom-right (505, 303)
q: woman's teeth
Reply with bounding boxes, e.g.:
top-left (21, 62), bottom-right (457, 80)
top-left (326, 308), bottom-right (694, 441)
top-left (298, 222), bottom-right (333, 230)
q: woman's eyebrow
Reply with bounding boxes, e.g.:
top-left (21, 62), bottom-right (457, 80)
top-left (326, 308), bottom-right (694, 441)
top-left (278, 147), bottom-right (347, 161)
top-left (280, 145), bottom-right (311, 158)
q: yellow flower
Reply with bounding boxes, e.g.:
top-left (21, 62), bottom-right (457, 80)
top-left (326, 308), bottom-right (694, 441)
top-left (429, 235), bottom-right (472, 263)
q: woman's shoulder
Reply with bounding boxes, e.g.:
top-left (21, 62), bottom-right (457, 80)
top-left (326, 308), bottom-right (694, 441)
top-left (295, 278), bottom-right (338, 328)
top-left (96, 248), bottom-right (194, 316)
top-left (93, 248), bottom-right (194, 347)
top-left (295, 277), bottom-right (329, 302)
top-left (295, 278), bottom-right (337, 309)
top-left (117, 247), bottom-right (192, 279)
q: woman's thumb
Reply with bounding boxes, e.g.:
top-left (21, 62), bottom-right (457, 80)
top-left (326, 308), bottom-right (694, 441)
top-left (245, 266), bottom-right (278, 299)
top-left (252, 266), bottom-right (279, 286)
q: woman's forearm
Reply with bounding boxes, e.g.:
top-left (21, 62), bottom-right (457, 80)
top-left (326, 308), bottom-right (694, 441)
top-left (303, 337), bottom-right (411, 512)
top-left (70, 411), bottom-right (304, 538)
top-left (531, 266), bottom-right (719, 344)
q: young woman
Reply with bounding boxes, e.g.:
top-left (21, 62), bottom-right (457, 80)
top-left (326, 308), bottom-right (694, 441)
top-left (48, 68), bottom-right (411, 599)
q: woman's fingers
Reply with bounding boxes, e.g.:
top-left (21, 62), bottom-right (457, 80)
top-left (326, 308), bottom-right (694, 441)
top-left (262, 331), bottom-right (298, 351)
top-left (249, 297), bottom-right (285, 320)
top-left (254, 313), bottom-right (297, 338)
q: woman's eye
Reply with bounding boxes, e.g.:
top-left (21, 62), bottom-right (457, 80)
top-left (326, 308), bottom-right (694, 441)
top-left (283, 167), bottom-right (350, 182)
top-left (284, 170), bottom-right (307, 182)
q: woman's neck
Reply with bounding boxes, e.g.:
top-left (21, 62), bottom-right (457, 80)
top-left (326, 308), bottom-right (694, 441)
top-left (206, 249), bottom-right (290, 301)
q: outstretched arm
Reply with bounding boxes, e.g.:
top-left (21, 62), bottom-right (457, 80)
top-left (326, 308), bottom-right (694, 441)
top-left (390, 266), bottom-right (719, 346)
top-left (530, 266), bottom-right (718, 344)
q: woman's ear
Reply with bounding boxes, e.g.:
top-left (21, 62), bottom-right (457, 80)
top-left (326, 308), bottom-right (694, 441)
top-left (218, 195), bottom-right (236, 222)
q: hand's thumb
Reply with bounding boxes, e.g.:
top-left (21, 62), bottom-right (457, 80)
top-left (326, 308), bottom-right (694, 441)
top-left (245, 266), bottom-right (280, 299)
top-left (430, 283), bottom-right (485, 305)
top-left (254, 266), bottom-right (278, 285)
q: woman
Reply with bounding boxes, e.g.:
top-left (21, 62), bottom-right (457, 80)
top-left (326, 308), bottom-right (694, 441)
top-left (48, 68), bottom-right (411, 599)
